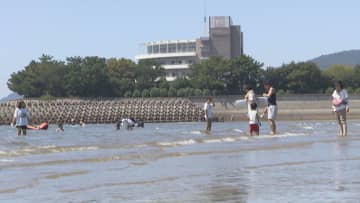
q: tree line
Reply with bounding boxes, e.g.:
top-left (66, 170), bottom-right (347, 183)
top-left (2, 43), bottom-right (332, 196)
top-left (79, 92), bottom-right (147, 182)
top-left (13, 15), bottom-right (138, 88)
top-left (7, 54), bottom-right (360, 98)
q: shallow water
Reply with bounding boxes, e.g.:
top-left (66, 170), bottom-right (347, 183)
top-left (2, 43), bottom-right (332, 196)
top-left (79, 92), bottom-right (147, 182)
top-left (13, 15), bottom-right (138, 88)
top-left (1, 121), bottom-right (360, 202)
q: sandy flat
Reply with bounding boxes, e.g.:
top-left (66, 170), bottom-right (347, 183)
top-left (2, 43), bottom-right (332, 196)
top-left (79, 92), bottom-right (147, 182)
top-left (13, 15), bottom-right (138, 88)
top-left (209, 99), bottom-right (360, 121)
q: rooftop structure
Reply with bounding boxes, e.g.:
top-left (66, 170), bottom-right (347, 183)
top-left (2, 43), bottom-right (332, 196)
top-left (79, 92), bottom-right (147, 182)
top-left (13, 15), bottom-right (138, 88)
top-left (135, 16), bottom-right (243, 81)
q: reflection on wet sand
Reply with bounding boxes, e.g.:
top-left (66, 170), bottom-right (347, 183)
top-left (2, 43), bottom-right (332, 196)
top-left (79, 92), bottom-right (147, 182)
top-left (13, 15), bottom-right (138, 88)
top-left (206, 172), bottom-right (249, 203)
top-left (0, 139), bottom-right (322, 171)
top-left (44, 170), bottom-right (89, 180)
top-left (0, 187), bottom-right (22, 194)
top-left (245, 157), bottom-right (360, 170)
top-left (58, 174), bottom-right (214, 194)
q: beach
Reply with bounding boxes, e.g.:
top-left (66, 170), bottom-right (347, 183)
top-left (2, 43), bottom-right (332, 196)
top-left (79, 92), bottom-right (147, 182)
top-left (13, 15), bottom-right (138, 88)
top-left (1, 121), bottom-right (360, 202)
top-left (191, 95), bottom-right (360, 121)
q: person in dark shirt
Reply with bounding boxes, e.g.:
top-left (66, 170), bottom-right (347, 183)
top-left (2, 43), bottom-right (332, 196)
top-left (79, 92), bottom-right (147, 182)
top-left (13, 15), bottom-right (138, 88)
top-left (262, 82), bottom-right (277, 135)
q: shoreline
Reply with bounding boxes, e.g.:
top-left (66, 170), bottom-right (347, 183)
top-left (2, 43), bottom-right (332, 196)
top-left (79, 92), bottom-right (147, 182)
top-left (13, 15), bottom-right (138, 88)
top-left (193, 97), bottom-right (360, 121)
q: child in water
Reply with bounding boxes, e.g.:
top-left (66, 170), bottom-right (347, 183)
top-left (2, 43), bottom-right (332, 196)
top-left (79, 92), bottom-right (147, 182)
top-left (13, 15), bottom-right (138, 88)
top-left (248, 103), bottom-right (261, 136)
top-left (12, 100), bottom-right (30, 136)
top-left (332, 80), bottom-right (349, 136)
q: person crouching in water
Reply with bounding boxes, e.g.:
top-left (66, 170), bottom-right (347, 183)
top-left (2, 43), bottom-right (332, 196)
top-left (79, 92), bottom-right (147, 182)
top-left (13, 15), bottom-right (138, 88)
top-left (204, 97), bottom-right (215, 132)
top-left (332, 81), bottom-right (349, 137)
top-left (119, 118), bottom-right (136, 130)
top-left (56, 123), bottom-right (64, 132)
top-left (248, 103), bottom-right (261, 136)
top-left (12, 100), bottom-right (30, 136)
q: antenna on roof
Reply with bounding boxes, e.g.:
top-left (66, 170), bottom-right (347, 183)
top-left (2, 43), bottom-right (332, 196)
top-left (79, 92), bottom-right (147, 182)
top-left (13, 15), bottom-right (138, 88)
top-left (203, 0), bottom-right (208, 36)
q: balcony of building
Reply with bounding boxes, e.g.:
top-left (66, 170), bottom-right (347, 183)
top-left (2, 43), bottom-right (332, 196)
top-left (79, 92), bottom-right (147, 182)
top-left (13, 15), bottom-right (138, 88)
top-left (135, 40), bottom-right (197, 61)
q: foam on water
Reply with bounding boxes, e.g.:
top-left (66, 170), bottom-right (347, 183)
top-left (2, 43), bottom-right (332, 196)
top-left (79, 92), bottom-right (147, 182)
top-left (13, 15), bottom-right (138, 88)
top-left (238, 136), bottom-right (249, 140)
top-left (253, 132), bottom-right (308, 139)
top-left (158, 136), bottom-right (246, 147)
top-left (222, 137), bottom-right (236, 142)
top-left (154, 132), bottom-right (311, 148)
top-left (233, 129), bottom-right (244, 133)
top-left (0, 145), bottom-right (100, 157)
top-left (189, 131), bottom-right (202, 135)
top-left (0, 159), bottom-right (14, 162)
top-left (38, 145), bottom-right (57, 149)
top-left (202, 139), bottom-right (222, 143)
top-left (157, 139), bottom-right (197, 147)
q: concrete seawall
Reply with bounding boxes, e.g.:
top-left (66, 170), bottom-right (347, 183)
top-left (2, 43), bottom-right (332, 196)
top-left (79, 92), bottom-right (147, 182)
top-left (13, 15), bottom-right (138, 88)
top-left (2, 95), bottom-right (360, 125)
top-left (0, 98), bottom-right (204, 125)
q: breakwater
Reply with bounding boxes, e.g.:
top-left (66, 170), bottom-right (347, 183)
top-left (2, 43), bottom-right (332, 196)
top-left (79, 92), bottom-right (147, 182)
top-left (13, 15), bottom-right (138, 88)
top-left (0, 98), bottom-right (204, 125)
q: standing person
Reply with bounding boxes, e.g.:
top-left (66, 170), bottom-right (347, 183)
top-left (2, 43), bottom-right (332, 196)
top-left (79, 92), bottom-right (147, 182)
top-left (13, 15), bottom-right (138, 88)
top-left (332, 81), bottom-right (349, 137)
top-left (248, 103), bottom-right (261, 136)
top-left (204, 97), bottom-right (215, 132)
top-left (244, 85), bottom-right (256, 116)
top-left (116, 120), bottom-right (122, 130)
top-left (12, 100), bottom-right (30, 136)
top-left (262, 82), bottom-right (277, 135)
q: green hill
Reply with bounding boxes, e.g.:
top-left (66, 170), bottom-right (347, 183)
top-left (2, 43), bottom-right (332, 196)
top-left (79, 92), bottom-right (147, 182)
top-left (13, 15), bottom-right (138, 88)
top-left (0, 92), bottom-right (23, 103)
top-left (310, 50), bottom-right (360, 69)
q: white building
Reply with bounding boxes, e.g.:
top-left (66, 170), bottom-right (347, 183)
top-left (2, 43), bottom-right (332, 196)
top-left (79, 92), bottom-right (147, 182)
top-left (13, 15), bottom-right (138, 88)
top-left (135, 16), bottom-right (243, 81)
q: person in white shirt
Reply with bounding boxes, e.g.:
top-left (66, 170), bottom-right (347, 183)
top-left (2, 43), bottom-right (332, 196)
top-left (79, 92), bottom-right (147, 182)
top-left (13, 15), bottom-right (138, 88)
top-left (204, 97), bottom-right (215, 132)
top-left (244, 85), bottom-right (256, 116)
top-left (12, 100), bottom-right (30, 136)
top-left (121, 118), bottom-right (135, 130)
top-left (248, 103), bottom-right (261, 136)
top-left (332, 81), bottom-right (349, 136)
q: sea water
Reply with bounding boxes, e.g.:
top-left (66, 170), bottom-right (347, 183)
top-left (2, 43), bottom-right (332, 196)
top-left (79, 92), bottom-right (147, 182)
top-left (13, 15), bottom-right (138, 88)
top-left (0, 121), bottom-right (360, 202)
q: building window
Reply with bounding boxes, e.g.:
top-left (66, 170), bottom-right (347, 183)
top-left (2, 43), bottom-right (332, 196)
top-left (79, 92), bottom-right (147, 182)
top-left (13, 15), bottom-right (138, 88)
top-left (177, 43), bottom-right (186, 52)
top-left (185, 42), bottom-right (196, 52)
top-left (210, 16), bottom-right (230, 28)
top-left (168, 44), bottom-right (176, 53)
top-left (171, 61), bottom-right (175, 64)
top-left (153, 45), bottom-right (159, 53)
top-left (147, 46), bottom-right (153, 54)
top-left (160, 44), bottom-right (167, 53)
top-left (178, 60), bottom-right (182, 64)
top-left (176, 42), bottom-right (196, 53)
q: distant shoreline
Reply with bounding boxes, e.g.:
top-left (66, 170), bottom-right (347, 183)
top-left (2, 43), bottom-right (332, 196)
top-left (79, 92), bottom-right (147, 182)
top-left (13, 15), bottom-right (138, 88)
top-left (210, 99), bottom-right (360, 121)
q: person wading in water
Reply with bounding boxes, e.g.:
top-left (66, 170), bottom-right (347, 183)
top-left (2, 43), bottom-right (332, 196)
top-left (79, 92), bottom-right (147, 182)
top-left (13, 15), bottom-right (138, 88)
top-left (262, 82), bottom-right (278, 135)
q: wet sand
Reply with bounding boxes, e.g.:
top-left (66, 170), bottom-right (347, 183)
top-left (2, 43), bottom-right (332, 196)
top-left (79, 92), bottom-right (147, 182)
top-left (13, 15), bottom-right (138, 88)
top-left (1, 121), bottom-right (360, 202)
top-left (208, 98), bottom-right (360, 121)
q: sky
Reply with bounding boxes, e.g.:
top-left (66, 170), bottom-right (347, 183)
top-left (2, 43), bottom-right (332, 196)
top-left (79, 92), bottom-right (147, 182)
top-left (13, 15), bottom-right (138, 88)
top-left (1, 0), bottom-right (359, 98)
